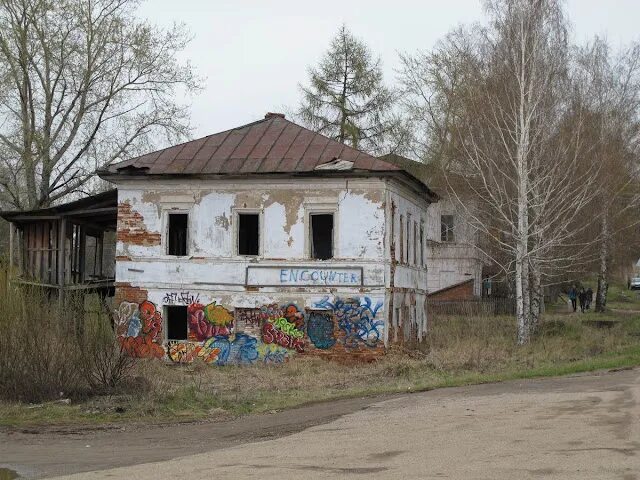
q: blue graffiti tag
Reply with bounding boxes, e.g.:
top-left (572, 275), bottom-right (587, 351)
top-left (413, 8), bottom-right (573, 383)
top-left (206, 334), bottom-right (259, 366)
top-left (313, 296), bottom-right (383, 348)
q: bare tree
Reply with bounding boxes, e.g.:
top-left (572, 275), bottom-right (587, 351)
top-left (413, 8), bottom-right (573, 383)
top-left (573, 38), bottom-right (640, 311)
top-left (296, 25), bottom-right (397, 154)
top-left (0, 0), bottom-right (199, 209)
top-left (400, 0), bottom-right (603, 343)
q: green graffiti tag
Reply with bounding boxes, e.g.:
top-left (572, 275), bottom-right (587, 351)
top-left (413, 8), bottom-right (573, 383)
top-left (271, 316), bottom-right (304, 338)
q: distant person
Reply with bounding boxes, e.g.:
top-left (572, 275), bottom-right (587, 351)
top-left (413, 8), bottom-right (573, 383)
top-left (585, 287), bottom-right (593, 310)
top-left (568, 285), bottom-right (578, 312)
top-left (578, 287), bottom-right (586, 313)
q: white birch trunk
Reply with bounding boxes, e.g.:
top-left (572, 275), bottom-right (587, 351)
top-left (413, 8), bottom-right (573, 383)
top-left (596, 213), bottom-right (609, 312)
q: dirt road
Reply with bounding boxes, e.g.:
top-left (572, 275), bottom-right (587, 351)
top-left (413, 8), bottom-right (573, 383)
top-left (3, 368), bottom-right (640, 479)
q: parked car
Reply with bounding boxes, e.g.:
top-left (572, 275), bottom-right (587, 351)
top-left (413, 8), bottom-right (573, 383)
top-left (629, 277), bottom-right (640, 290)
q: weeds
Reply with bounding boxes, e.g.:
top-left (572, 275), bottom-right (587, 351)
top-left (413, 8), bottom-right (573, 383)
top-left (0, 285), bottom-right (133, 403)
top-left (2, 283), bottom-right (640, 427)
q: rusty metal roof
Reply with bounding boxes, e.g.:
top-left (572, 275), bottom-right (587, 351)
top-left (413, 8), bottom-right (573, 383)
top-left (105, 114), bottom-right (403, 176)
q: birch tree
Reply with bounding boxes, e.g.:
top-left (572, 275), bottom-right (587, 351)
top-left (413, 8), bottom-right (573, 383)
top-left (296, 25), bottom-right (397, 154)
top-left (400, 0), bottom-right (601, 343)
top-left (0, 0), bottom-right (198, 209)
top-left (573, 38), bottom-right (640, 311)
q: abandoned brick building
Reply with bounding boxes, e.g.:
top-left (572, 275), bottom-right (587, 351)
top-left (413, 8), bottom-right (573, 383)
top-left (3, 114), bottom-right (465, 365)
top-left (97, 113), bottom-right (440, 364)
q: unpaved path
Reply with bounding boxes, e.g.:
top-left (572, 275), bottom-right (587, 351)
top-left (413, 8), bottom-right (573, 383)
top-left (3, 368), bottom-right (640, 479)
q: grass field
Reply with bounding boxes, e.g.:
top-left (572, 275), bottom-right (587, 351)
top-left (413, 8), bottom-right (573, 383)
top-left (2, 288), bottom-right (640, 428)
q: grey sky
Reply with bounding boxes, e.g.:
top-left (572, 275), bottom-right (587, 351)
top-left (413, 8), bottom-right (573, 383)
top-left (138, 0), bottom-right (640, 139)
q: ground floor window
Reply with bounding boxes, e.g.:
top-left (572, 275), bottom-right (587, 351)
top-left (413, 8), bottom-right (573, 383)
top-left (166, 305), bottom-right (188, 340)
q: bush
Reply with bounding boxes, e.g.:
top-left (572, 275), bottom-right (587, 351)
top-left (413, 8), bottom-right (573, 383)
top-left (0, 284), bottom-right (134, 403)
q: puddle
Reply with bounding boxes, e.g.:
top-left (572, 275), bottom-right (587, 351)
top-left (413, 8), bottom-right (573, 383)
top-left (0, 468), bottom-right (20, 480)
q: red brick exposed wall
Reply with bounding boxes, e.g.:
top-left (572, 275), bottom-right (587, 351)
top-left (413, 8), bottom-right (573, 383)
top-left (117, 202), bottom-right (161, 246)
top-left (114, 282), bottom-right (149, 306)
top-left (428, 279), bottom-right (475, 301)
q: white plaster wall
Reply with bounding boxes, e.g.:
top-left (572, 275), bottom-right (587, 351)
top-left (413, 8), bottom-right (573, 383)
top-left (383, 182), bottom-right (431, 343)
top-left (425, 197), bottom-right (477, 244)
top-left (424, 195), bottom-right (484, 296)
top-left (116, 179), bottom-right (387, 296)
top-left (426, 244), bottom-right (483, 296)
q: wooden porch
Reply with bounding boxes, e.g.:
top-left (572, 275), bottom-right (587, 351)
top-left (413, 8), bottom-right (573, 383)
top-left (1, 190), bottom-right (117, 299)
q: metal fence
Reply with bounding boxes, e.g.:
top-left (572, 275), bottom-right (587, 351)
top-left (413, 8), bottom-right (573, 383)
top-left (427, 297), bottom-right (516, 317)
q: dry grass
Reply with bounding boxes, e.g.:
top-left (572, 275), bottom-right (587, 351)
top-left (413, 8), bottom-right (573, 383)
top-left (2, 287), bottom-right (640, 427)
top-left (0, 284), bottom-right (134, 403)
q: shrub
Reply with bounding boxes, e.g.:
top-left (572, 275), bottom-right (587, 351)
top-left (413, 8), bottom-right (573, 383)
top-left (0, 284), bottom-right (135, 403)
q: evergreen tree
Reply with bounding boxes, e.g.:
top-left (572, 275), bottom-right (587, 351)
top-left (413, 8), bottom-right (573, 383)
top-left (297, 25), bottom-right (396, 153)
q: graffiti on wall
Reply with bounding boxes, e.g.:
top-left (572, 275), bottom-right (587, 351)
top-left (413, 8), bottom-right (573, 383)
top-left (314, 296), bottom-right (384, 349)
top-left (165, 301), bottom-right (305, 365)
top-left (188, 302), bottom-right (234, 341)
top-left (115, 300), bottom-right (165, 358)
top-left (115, 294), bottom-right (385, 365)
top-left (163, 291), bottom-right (200, 305)
top-left (307, 312), bottom-right (336, 350)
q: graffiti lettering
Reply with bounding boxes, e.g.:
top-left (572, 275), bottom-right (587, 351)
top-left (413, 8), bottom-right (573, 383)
top-left (163, 291), bottom-right (200, 305)
top-left (188, 303), bottom-right (233, 341)
top-left (167, 340), bottom-right (220, 364)
top-left (277, 268), bottom-right (361, 285)
top-left (262, 322), bottom-right (304, 352)
top-left (314, 296), bottom-right (384, 349)
top-left (116, 300), bottom-right (165, 359)
top-left (271, 317), bottom-right (304, 338)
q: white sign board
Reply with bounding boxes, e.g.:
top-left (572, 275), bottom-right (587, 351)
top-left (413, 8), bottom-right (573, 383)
top-left (246, 266), bottom-right (363, 287)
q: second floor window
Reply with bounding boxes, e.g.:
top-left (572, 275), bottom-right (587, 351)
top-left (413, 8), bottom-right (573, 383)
top-left (168, 213), bottom-right (188, 256)
top-left (310, 213), bottom-right (333, 260)
top-left (441, 215), bottom-right (455, 242)
top-left (238, 213), bottom-right (259, 256)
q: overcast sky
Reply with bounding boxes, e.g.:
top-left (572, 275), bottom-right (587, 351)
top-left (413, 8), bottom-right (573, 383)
top-left (137, 0), bottom-right (640, 138)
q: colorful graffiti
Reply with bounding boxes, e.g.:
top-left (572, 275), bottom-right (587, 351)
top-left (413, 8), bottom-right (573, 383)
top-left (167, 340), bottom-right (220, 364)
top-left (115, 300), bottom-right (165, 358)
top-left (167, 334), bottom-right (259, 365)
top-left (188, 302), bottom-right (233, 341)
top-left (314, 296), bottom-right (384, 348)
top-left (167, 300), bottom-right (301, 364)
top-left (115, 294), bottom-right (384, 365)
top-left (258, 344), bottom-right (290, 364)
top-left (262, 321), bottom-right (305, 352)
top-left (307, 312), bottom-right (336, 349)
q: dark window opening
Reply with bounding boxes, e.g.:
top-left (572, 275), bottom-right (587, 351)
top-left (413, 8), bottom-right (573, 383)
top-left (238, 213), bottom-right (259, 256)
top-left (441, 215), bottom-right (455, 242)
top-left (168, 213), bottom-right (188, 256)
top-left (399, 215), bottom-right (404, 263)
top-left (166, 305), bottom-right (188, 340)
top-left (420, 226), bottom-right (424, 266)
top-left (311, 214), bottom-right (334, 260)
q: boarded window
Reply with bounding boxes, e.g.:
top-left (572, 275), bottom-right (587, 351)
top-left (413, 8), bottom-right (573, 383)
top-left (166, 305), bottom-right (188, 340)
top-left (238, 213), bottom-right (259, 256)
top-left (168, 213), bottom-right (188, 256)
top-left (441, 215), bottom-right (455, 242)
top-left (311, 214), bottom-right (333, 260)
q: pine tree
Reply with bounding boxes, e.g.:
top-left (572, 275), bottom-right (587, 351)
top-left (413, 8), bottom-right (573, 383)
top-left (297, 25), bottom-right (395, 153)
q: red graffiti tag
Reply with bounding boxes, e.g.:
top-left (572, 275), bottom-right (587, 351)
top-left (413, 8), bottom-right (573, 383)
top-left (262, 322), bottom-right (304, 353)
top-left (188, 304), bottom-right (231, 341)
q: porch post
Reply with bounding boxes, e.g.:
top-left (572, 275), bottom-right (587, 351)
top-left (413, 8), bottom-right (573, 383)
top-left (57, 217), bottom-right (66, 302)
top-left (8, 221), bottom-right (14, 270)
